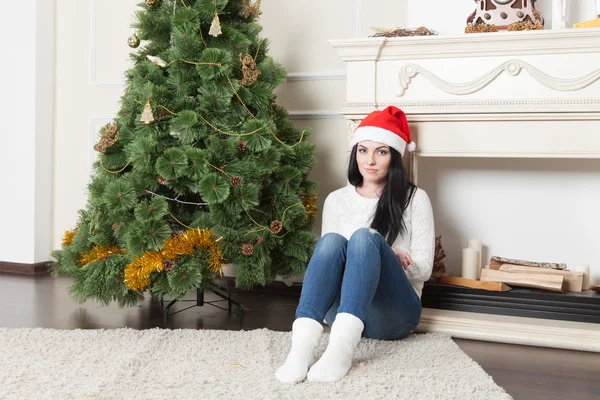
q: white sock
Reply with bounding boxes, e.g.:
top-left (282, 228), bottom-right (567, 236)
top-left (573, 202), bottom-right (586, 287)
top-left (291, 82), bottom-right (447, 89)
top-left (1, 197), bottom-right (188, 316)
top-left (307, 312), bottom-right (364, 382)
top-left (275, 317), bottom-right (323, 383)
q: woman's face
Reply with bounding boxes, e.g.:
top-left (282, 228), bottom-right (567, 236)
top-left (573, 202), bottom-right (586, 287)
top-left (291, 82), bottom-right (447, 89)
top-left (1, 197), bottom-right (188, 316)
top-left (356, 141), bottom-right (391, 185)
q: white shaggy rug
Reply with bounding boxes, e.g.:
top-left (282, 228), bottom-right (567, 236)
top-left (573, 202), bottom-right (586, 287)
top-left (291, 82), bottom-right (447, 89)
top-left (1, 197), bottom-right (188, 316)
top-left (0, 327), bottom-right (512, 400)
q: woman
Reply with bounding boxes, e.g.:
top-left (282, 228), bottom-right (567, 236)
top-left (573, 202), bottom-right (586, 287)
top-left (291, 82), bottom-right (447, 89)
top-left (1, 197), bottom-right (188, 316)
top-left (275, 106), bottom-right (435, 383)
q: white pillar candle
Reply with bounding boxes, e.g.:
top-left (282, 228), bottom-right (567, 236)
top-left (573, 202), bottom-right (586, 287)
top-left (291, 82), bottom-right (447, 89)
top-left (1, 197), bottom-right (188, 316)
top-left (467, 238), bottom-right (482, 278)
top-left (462, 247), bottom-right (479, 280)
top-left (574, 265), bottom-right (591, 290)
top-left (552, 0), bottom-right (568, 29)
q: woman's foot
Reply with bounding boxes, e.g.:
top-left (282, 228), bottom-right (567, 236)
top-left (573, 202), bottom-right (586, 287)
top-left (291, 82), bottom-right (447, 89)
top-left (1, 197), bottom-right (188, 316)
top-left (275, 317), bottom-right (324, 383)
top-left (307, 312), bottom-right (364, 382)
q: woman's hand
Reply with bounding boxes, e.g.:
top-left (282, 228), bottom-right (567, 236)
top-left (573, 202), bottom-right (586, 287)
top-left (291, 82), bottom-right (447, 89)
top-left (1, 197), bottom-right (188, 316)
top-left (392, 248), bottom-right (412, 270)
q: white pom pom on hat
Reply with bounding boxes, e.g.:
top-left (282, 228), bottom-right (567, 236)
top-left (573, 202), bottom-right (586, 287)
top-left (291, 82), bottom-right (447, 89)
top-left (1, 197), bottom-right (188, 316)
top-left (349, 106), bottom-right (415, 156)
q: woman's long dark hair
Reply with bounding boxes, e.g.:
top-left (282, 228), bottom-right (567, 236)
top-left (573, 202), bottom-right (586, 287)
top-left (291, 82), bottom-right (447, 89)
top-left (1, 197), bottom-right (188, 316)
top-left (348, 145), bottom-right (416, 246)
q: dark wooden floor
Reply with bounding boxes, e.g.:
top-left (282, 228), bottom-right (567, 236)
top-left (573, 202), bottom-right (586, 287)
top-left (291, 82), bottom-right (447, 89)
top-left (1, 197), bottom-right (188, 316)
top-left (1, 273), bottom-right (598, 400)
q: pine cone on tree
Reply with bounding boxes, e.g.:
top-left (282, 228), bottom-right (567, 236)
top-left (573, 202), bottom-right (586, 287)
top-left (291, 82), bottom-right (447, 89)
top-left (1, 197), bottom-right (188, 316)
top-left (237, 141), bottom-right (248, 152)
top-left (270, 220), bottom-right (282, 234)
top-left (230, 176), bottom-right (242, 187)
top-left (162, 259), bottom-right (175, 272)
top-left (157, 176), bottom-right (167, 185)
top-left (241, 243), bottom-right (254, 256)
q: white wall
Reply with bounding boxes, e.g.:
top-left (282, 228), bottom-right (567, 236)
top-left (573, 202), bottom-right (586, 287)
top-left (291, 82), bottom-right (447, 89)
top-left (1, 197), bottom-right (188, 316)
top-left (0, 0), bottom-right (54, 264)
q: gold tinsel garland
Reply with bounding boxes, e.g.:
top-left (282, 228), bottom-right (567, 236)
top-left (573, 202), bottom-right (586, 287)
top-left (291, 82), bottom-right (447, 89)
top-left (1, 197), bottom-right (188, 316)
top-left (124, 252), bottom-right (164, 292)
top-left (62, 230), bottom-right (76, 247)
top-left (79, 245), bottom-right (125, 267)
top-left (123, 228), bottom-right (224, 292)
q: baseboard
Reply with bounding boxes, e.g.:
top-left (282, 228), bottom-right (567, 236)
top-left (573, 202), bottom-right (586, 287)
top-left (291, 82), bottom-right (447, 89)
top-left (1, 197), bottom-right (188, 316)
top-left (0, 261), bottom-right (51, 275)
top-left (417, 308), bottom-right (600, 353)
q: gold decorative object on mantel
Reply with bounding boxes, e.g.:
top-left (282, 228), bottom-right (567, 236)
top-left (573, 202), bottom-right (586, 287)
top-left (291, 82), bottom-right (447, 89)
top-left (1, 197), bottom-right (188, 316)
top-left (369, 26), bottom-right (437, 38)
top-left (573, 17), bottom-right (600, 29)
top-left (465, 22), bottom-right (498, 33)
top-left (507, 20), bottom-right (544, 31)
top-left (467, 0), bottom-right (544, 30)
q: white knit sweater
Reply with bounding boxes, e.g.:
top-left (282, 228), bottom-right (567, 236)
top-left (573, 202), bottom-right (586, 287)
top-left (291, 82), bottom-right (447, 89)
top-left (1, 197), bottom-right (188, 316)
top-left (321, 185), bottom-right (435, 298)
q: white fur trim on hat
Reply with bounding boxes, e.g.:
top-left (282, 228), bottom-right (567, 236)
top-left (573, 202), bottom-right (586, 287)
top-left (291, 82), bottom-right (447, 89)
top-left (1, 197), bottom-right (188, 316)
top-left (349, 126), bottom-right (409, 156)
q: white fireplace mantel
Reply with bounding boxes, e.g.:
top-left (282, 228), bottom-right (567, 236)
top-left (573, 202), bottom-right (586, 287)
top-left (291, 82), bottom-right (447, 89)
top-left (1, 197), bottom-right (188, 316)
top-left (331, 29), bottom-right (600, 352)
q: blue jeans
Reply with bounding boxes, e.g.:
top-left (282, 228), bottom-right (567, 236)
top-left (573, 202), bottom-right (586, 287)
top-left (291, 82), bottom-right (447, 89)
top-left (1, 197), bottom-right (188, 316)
top-left (296, 228), bottom-right (422, 340)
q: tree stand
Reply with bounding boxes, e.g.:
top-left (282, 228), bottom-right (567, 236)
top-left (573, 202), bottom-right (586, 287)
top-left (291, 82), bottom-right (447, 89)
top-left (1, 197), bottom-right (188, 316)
top-left (160, 283), bottom-right (244, 323)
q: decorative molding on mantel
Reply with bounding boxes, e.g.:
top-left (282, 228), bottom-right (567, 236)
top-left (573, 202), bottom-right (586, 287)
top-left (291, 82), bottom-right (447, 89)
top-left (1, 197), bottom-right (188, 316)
top-left (417, 308), bottom-right (600, 353)
top-left (329, 28), bottom-right (600, 61)
top-left (413, 150), bottom-right (600, 159)
top-left (340, 101), bottom-right (600, 118)
top-left (397, 60), bottom-right (600, 97)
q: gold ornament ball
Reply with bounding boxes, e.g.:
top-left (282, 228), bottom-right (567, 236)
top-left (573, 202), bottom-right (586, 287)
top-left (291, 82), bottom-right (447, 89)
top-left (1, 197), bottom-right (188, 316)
top-left (127, 34), bottom-right (140, 48)
top-left (145, 0), bottom-right (161, 8)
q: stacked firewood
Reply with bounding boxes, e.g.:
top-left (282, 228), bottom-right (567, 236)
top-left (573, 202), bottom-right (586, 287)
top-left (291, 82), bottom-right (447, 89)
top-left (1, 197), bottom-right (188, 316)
top-left (479, 256), bottom-right (580, 293)
top-left (440, 256), bottom-right (592, 293)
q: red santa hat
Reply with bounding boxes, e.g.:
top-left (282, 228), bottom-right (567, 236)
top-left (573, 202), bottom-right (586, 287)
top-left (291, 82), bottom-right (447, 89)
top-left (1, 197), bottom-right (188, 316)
top-left (349, 106), bottom-right (415, 157)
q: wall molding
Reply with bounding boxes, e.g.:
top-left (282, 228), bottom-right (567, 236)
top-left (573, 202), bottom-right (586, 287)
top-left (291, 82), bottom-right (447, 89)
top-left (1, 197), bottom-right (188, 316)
top-left (89, 0), bottom-right (126, 87)
top-left (398, 60), bottom-right (600, 97)
top-left (331, 29), bottom-right (600, 62)
top-left (341, 100), bottom-right (600, 117)
top-left (0, 261), bottom-right (51, 275)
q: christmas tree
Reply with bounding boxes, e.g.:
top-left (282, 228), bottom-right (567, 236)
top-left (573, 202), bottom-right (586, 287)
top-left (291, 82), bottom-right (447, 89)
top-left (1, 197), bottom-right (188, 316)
top-left (52, 0), bottom-right (317, 307)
